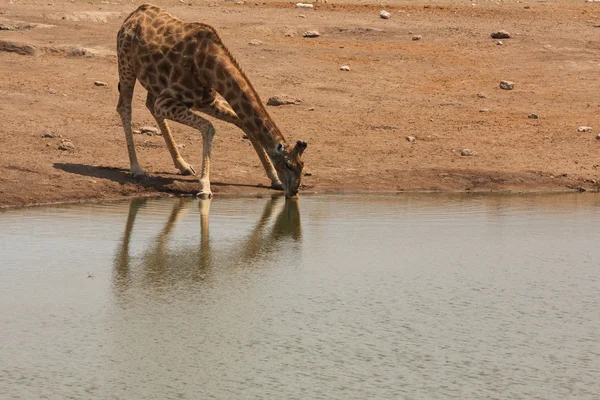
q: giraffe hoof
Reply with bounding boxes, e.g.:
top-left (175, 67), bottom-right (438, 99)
top-left (197, 191), bottom-right (213, 200)
top-left (179, 165), bottom-right (196, 176)
top-left (133, 172), bottom-right (149, 181)
top-left (270, 181), bottom-right (284, 191)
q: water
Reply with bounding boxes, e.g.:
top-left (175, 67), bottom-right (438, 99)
top-left (1, 193), bottom-right (599, 399)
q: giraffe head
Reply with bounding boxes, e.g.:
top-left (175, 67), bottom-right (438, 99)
top-left (274, 140), bottom-right (307, 199)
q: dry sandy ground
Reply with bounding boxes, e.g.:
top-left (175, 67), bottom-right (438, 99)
top-left (1, 0), bottom-right (600, 208)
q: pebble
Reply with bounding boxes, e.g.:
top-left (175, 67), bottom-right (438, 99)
top-left (412, 35), bottom-right (422, 41)
top-left (94, 81), bottom-right (108, 87)
top-left (302, 30), bottom-right (320, 38)
top-left (477, 92), bottom-right (488, 98)
top-left (58, 139), bottom-right (75, 151)
top-left (596, 134), bottom-right (600, 140)
top-left (491, 30), bottom-right (511, 39)
top-left (248, 39), bottom-right (263, 45)
top-left (461, 149), bottom-right (474, 156)
top-left (296, 3), bottom-right (313, 8)
top-left (140, 126), bottom-right (159, 135)
top-left (578, 126), bottom-right (592, 132)
top-left (48, 89), bottom-right (57, 94)
top-left (267, 95), bottom-right (303, 106)
top-left (304, 172), bottom-right (313, 176)
top-left (499, 80), bottom-right (514, 90)
top-left (41, 130), bottom-right (57, 138)
top-left (176, 144), bottom-right (185, 149)
top-left (496, 40), bottom-right (503, 45)
top-left (406, 136), bottom-right (416, 142)
top-left (479, 108), bottom-right (490, 113)
top-left (340, 65), bottom-right (351, 71)
top-left (308, 107), bottom-right (315, 111)
top-left (524, 5), bottom-right (530, 8)
top-left (380, 10), bottom-right (392, 19)
top-left (528, 113), bottom-right (539, 119)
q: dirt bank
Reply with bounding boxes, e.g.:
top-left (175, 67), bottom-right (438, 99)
top-left (1, 0), bottom-right (599, 208)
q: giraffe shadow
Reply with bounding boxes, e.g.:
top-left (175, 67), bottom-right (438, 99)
top-left (53, 163), bottom-right (273, 194)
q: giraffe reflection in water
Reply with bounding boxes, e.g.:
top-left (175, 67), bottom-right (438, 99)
top-left (113, 196), bottom-right (302, 290)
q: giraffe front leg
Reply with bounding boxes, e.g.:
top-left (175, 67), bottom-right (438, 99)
top-left (117, 80), bottom-right (147, 180)
top-left (154, 95), bottom-right (215, 198)
top-left (196, 98), bottom-right (282, 190)
top-left (146, 93), bottom-right (196, 176)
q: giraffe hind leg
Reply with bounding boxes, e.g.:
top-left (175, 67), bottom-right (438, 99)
top-left (145, 92), bottom-right (196, 176)
top-left (116, 76), bottom-right (147, 180)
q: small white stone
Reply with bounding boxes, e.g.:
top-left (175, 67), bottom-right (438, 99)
top-left (296, 3), bottom-right (313, 8)
top-left (94, 81), bottom-right (108, 87)
top-left (302, 31), bottom-right (320, 38)
top-left (48, 89), bottom-right (57, 94)
top-left (461, 149), bottom-right (475, 156)
top-left (340, 65), bottom-right (351, 71)
top-left (578, 126), bottom-right (592, 132)
top-left (406, 136), bottom-right (416, 142)
top-left (496, 40), bottom-right (503, 45)
top-left (528, 113), bottom-right (539, 119)
top-left (479, 108), bottom-right (490, 113)
top-left (412, 35), bottom-right (422, 41)
top-left (499, 80), bottom-right (514, 90)
top-left (248, 39), bottom-right (263, 46)
top-left (380, 10), bottom-right (392, 19)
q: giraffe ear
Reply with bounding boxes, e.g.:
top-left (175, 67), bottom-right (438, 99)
top-left (292, 140), bottom-right (307, 157)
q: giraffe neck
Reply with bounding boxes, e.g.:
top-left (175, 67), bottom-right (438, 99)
top-left (203, 43), bottom-right (287, 156)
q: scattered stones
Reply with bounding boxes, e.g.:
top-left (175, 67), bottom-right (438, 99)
top-left (41, 130), bottom-right (57, 138)
top-left (578, 126), bottom-right (592, 132)
top-left (248, 39), bottom-right (263, 46)
top-left (380, 10), bottom-right (392, 19)
top-left (479, 108), bottom-right (490, 113)
top-left (499, 80), bottom-right (514, 90)
top-left (412, 35), bottom-right (422, 41)
top-left (58, 139), bottom-right (75, 151)
top-left (48, 88), bottom-right (57, 94)
top-left (496, 40), bottom-right (503, 45)
top-left (94, 81), bottom-right (108, 86)
top-left (461, 149), bottom-right (475, 156)
top-left (296, 3), bottom-right (313, 8)
top-left (302, 30), bottom-right (320, 38)
top-left (266, 95), bottom-right (303, 106)
top-left (340, 65), bottom-right (351, 71)
top-left (528, 113), bottom-right (539, 119)
top-left (406, 136), bottom-right (416, 142)
top-left (491, 30), bottom-right (511, 39)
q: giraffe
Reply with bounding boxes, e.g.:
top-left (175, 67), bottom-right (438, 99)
top-left (116, 4), bottom-right (308, 199)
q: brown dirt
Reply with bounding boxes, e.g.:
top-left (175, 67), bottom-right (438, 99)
top-left (1, 0), bottom-right (600, 208)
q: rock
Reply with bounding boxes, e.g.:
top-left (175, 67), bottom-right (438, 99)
top-left (380, 10), bottom-right (392, 19)
top-left (461, 149), bottom-right (474, 156)
top-left (266, 95), bottom-right (303, 106)
top-left (578, 126), bottom-right (592, 132)
top-left (499, 80), bottom-right (514, 90)
top-left (298, 14), bottom-right (306, 18)
top-left (596, 134), bottom-right (600, 140)
top-left (48, 88), bottom-right (57, 94)
top-left (140, 126), bottom-right (159, 135)
top-left (524, 5), bottom-right (530, 8)
top-left (528, 113), bottom-right (539, 119)
top-left (340, 65), bottom-right (351, 71)
top-left (302, 31), bottom-right (320, 38)
top-left (94, 81), bottom-right (108, 86)
top-left (491, 30), bottom-right (511, 39)
top-left (41, 130), bottom-right (57, 138)
top-left (248, 39), bottom-right (263, 46)
top-left (58, 139), bottom-right (75, 151)
top-left (479, 108), bottom-right (490, 113)
top-left (133, 129), bottom-right (142, 134)
top-left (304, 171), bottom-right (313, 176)
top-left (496, 40), bottom-right (503, 45)
top-left (308, 107), bottom-right (315, 111)
top-left (477, 92), bottom-right (488, 98)
top-left (176, 144), bottom-right (185, 149)
top-left (406, 136), bottom-right (416, 142)
top-left (412, 35), bottom-right (422, 41)
top-left (296, 3), bottom-right (313, 8)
